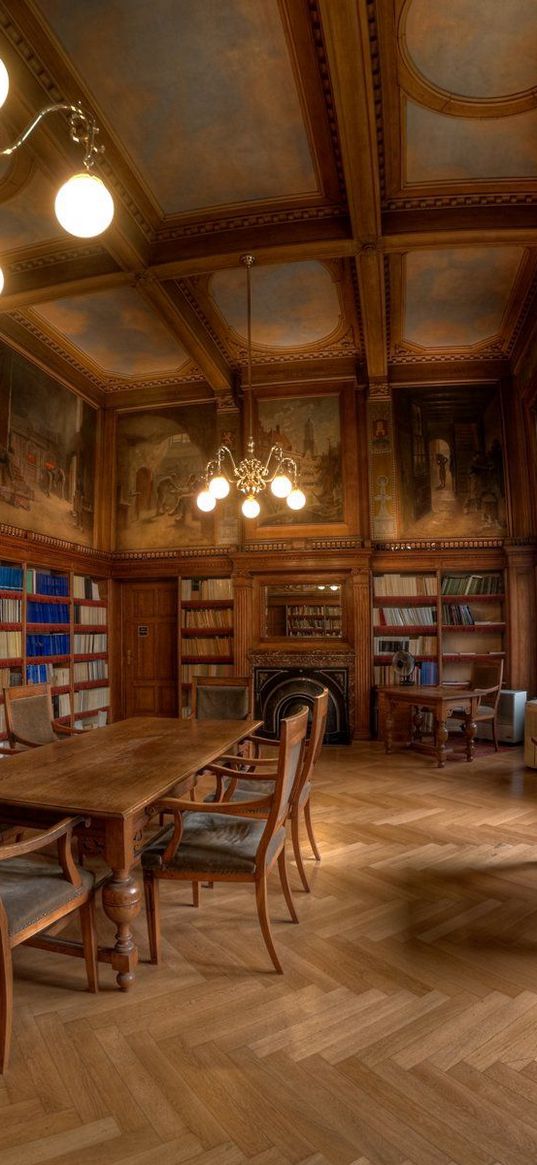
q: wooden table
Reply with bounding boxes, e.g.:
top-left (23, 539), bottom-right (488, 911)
top-left (0, 716), bottom-right (261, 989)
top-left (377, 685), bottom-right (485, 768)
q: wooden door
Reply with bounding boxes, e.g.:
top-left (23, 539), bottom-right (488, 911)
top-left (121, 581), bottom-right (178, 718)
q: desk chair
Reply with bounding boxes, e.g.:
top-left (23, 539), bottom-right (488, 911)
top-left (142, 706), bottom-right (309, 973)
top-left (450, 659), bottom-right (504, 751)
top-left (0, 816), bottom-right (98, 1072)
top-left (210, 689), bottom-right (329, 891)
top-left (191, 675), bottom-right (252, 721)
top-left (3, 683), bottom-right (83, 750)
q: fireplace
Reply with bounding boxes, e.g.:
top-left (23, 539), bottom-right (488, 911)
top-left (253, 657), bottom-right (352, 744)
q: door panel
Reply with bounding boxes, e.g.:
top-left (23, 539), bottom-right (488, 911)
top-left (121, 581), bottom-right (178, 718)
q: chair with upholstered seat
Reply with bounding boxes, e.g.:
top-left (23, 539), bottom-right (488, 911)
top-left (191, 675), bottom-right (252, 721)
top-left (208, 689), bottom-right (329, 891)
top-left (142, 706), bottom-right (309, 973)
top-left (450, 659), bottom-right (504, 751)
top-left (3, 683), bottom-right (83, 750)
top-left (0, 816), bottom-right (98, 1072)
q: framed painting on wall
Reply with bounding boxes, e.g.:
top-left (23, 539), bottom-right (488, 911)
top-left (0, 347), bottom-right (97, 546)
top-left (246, 384), bottom-right (359, 539)
top-left (393, 383), bottom-right (509, 539)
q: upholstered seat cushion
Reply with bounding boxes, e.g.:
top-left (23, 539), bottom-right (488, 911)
top-left (0, 857), bottom-right (94, 936)
top-left (204, 776), bottom-right (275, 804)
top-left (197, 687), bottom-right (249, 721)
top-left (142, 811), bottom-right (285, 875)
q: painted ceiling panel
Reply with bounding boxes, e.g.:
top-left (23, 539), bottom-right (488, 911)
top-left (32, 287), bottom-right (189, 376)
top-left (210, 262), bottom-right (341, 349)
top-left (404, 0), bottom-right (537, 99)
top-left (33, 0), bottom-right (317, 214)
top-left (0, 168), bottom-right (63, 250)
top-left (403, 247), bottom-right (524, 348)
top-left (406, 102), bottom-right (537, 184)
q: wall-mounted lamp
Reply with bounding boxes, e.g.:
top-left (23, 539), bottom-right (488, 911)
top-left (0, 58), bottom-right (114, 293)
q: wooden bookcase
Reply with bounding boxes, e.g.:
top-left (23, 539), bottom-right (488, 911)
top-left (0, 560), bottom-right (110, 743)
top-left (179, 576), bottom-right (234, 718)
top-left (285, 598), bottom-right (342, 638)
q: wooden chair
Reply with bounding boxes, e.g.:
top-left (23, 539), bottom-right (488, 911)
top-left (0, 816), bottom-right (98, 1072)
top-left (209, 689), bottom-right (329, 891)
top-left (142, 706), bottom-right (309, 974)
top-left (3, 683), bottom-right (83, 750)
top-left (450, 659), bottom-right (504, 751)
top-left (191, 675), bottom-right (252, 721)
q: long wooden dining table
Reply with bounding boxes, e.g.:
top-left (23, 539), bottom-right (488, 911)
top-left (0, 716), bottom-right (261, 989)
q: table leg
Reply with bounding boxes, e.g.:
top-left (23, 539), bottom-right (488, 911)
top-left (101, 870), bottom-right (141, 991)
top-left (435, 718), bottom-right (449, 768)
top-left (464, 713), bottom-right (477, 762)
top-left (385, 703), bottom-right (394, 753)
top-left (412, 707), bottom-right (425, 742)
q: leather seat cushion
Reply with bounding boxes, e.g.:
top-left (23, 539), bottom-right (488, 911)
top-left (142, 812), bottom-right (285, 875)
top-left (0, 856), bottom-right (94, 936)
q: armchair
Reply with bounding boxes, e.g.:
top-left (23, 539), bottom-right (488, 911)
top-left (3, 683), bottom-right (83, 750)
top-left (0, 816), bottom-right (98, 1072)
top-left (191, 675), bottom-right (252, 721)
top-left (142, 706), bottom-right (309, 973)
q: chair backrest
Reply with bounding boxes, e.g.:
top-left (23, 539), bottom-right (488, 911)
top-left (3, 684), bottom-right (56, 746)
top-left (469, 659), bottom-right (504, 712)
top-left (258, 707), bottom-right (309, 863)
top-left (290, 688), bottom-right (329, 805)
top-left (192, 676), bottom-right (252, 721)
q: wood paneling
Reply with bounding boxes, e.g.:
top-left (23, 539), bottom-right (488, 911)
top-left (120, 581), bottom-right (178, 719)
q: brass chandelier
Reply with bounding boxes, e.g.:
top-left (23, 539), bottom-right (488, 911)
top-left (196, 255), bottom-right (306, 520)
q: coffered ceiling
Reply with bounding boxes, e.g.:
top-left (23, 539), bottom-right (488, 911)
top-left (0, 0), bottom-right (535, 408)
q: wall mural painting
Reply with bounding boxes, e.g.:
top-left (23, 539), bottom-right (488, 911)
top-left (116, 405), bottom-right (226, 550)
top-left (368, 401), bottom-right (397, 541)
top-left (394, 385), bottom-right (508, 539)
top-left (255, 394), bottom-right (343, 527)
top-left (0, 349), bottom-right (96, 544)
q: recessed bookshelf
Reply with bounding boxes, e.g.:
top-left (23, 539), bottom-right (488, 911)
top-left (179, 577), bottom-right (234, 717)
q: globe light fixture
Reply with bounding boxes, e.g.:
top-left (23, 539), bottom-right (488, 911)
top-left (0, 70), bottom-right (114, 291)
top-left (196, 255), bottom-right (306, 521)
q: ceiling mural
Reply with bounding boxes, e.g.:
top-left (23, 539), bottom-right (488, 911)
top-left (0, 168), bottom-right (64, 251)
top-left (209, 262), bottom-right (342, 350)
top-left (32, 288), bottom-right (190, 377)
top-left (405, 102), bottom-right (537, 185)
top-left (403, 247), bottom-right (524, 349)
top-left (402, 0), bottom-right (537, 99)
top-left (33, 0), bottom-right (317, 215)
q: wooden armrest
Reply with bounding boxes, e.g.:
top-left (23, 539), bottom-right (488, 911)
top-left (53, 722), bottom-right (84, 736)
top-left (206, 762), bottom-right (278, 779)
top-left (0, 815), bottom-right (86, 861)
top-left (155, 794), bottom-right (272, 817)
top-left (241, 734), bottom-right (279, 747)
top-left (0, 745), bottom-right (18, 756)
top-left (211, 754), bottom-right (279, 767)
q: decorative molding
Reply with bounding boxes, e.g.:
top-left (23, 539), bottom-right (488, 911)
top-left (384, 192), bottom-right (537, 212)
top-left (0, 521), bottom-right (101, 557)
top-left (307, 0), bottom-right (347, 199)
top-left (373, 538), bottom-right (506, 551)
top-left (175, 278), bottom-right (231, 364)
top-left (365, 0), bottom-right (385, 201)
top-left (8, 245), bottom-right (104, 275)
top-left (113, 545), bottom-right (239, 561)
top-left (368, 379), bottom-right (390, 398)
top-left (391, 340), bottom-right (506, 365)
top-left (506, 268), bottom-right (537, 358)
top-left (157, 203), bottom-right (346, 243)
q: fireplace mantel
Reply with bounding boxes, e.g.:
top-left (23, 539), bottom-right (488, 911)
top-left (250, 647), bottom-right (355, 743)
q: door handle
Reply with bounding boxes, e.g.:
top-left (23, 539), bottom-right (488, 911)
top-left (126, 649), bottom-right (132, 666)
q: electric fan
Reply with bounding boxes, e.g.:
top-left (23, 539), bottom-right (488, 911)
top-left (391, 649), bottom-right (416, 686)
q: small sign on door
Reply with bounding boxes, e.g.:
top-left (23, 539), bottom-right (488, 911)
top-left (138, 625), bottom-right (149, 637)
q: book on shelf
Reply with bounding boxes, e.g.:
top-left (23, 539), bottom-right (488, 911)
top-left (74, 659), bottom-right (108, 682)
top-left (26, 570), bottom-right (69, 596)
top-left (182, 608), bottom-right (232, 628)
top-left (52, 692), bottom-right (71, 718)
top-left (0, 667), bottom-right (22, 687)
top-left (74, 632), bottom-right (108, 654)
top-left (377, 606), bottom-right (437, 626)
top-left (0, 597), bottom-right (21, 621)
top-left (373, 660), bottom-right (438, 686)
top-left (74, 686), bottom-right (110, 713)
top-left (26, 663), bottom-right (71, 685)
top-left (441, 574), bottom-right (502, 596)
top-left (373, 636), bottom-right (438, 656)
top-left (442, 603), bottom-right (475, 626)
top-left (182, 637), bottom-right (232, 657)
top-left (180, 663), bottom-right (234, 683)
top-left (0, 564), bottom-right (23, 591)
top-left (74, 604), bottom-right (107, 625)
top-left (27, 633), bottom-right (70, 657)
top-left (73, 575), bottom-right (101, 600)
top-left (374, 574), bottom-right (437, 597)
top-left (0, 630), bottom-right (22, 657)
top-left (181, 577), bottom-right (233, 601)
top-left (74, 709), bottom-right (108, 730)
top-left (27, 600), bottom-right (69, 623)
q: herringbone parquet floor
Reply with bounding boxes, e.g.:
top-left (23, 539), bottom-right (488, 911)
top-left (4, 740), bottom-right (537, 1165)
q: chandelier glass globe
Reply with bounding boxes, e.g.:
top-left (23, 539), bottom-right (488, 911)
top-left (286, 487), bottom-right (306, 511)
top-left (241, 495), bottom-right (261, 519)
top-left (196, 488), bottom-right (216, 512)
top-left (0, 59), bottom-right (9, 109)
top-left (270, 473), bottom-right (292, 499)
top-left (55, 172), bottom-right (114, 238)
top-left (208, 474), bottom-right (230, 500)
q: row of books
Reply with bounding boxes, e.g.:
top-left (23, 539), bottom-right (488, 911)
top-left (26, 664), bottom-right (71, 685)
top-left (181, 578), bottom-right (233, 600)
top-left (180, 663), bottom-right (234, 683)
top-left (27, 601), bottom-right (69, 624)
top-left (0, 564), bottom-right (23, 591)
top-left (26, 570), bottom-right (69, 596)
top-left (182, 638), bottom-right (233, 657)
top-left (0, 598), bottom-right (21, 621)
top-left (441, 574), bottom-right (502, 595)
top-left (73, 660), bottom-right (108, 682)
top-left (376, 606), bottom-right (437, 626)
top-left (0, 630), bottom-right (22, 657)
top-left (27, 633), bottom-right (70, 657)
top-left (182, 609), bottom-right (232, 628)
top-left (73, 576), bottom-right (101, 600)
top-left (287, 604), bottom-right (340, 615)
top-left (53, 693), bottom-right (71, 719)
top-left (442, 603), bottom-right (476, 626)
top-left (74, 710), bottom-right (108, 729)
top-left (74, 605), bottom-right (107, 625)
top-left (374, 660), bottom-right (439, 686)
top-left (374, 574), bottom-right (437, 597)
top-left (0, 667), bottom-right (21, 687)
top-left (74, 687), bottom-right (110, 712)
top-left (373, 636), bottom-right (438, 656)
top-left (74, 633), bottom-right (108, 654)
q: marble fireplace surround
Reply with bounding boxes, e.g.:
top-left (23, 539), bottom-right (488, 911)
top-left (250, 649), bottom-right (354, 744)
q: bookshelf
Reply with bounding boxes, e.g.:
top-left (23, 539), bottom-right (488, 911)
top-left (179, 576), bottom-right (234, 717)
top-left (372, 569), bottom-right (506, 688)
top-left (285, 601), bottom-right (342, 638)
top-left (0, 561), bottom-right (110, 743)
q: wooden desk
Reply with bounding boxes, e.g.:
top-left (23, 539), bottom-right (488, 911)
top-left (377, 685), bottom-right (484, 769)
top-left (0, 716), bottom-right (261, 989)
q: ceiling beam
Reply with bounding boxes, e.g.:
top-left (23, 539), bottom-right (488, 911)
top-left (138, 278), bottom-right (233, 395)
